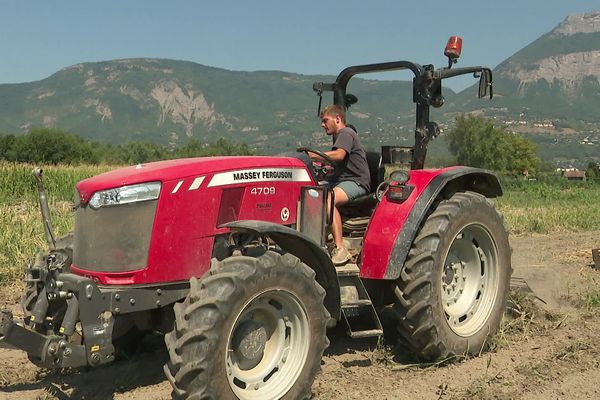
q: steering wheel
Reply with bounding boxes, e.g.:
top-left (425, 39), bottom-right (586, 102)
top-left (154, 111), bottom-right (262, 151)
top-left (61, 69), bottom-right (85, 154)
top-left (375, 181), bottom-right (389, 202)
top-left (296, 147), bottom-right (340, 179)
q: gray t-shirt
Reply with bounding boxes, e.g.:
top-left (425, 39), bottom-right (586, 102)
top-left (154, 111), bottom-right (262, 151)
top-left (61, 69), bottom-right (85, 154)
top-left (331, 127), bottom-right (371, 192)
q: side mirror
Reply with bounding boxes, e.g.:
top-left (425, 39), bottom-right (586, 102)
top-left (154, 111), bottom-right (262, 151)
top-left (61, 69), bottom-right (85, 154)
top-left (478, 69), bottom-right (493, 99)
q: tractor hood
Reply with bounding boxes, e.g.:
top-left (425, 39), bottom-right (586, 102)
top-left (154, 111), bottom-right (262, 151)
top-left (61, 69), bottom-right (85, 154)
top-left (76, 156), bottom-right (310, 204)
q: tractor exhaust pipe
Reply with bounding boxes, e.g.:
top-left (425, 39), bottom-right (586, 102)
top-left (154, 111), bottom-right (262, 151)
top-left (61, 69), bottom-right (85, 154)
top-left (32, 168), bottom-right (56, 251)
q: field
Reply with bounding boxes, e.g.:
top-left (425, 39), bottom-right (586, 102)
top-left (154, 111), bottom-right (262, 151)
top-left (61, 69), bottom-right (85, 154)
top-left (1, 162), bottom-right (600, 399)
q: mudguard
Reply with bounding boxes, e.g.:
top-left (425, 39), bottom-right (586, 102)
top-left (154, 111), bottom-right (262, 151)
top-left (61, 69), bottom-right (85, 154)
top-left (222, 220), bottom-right (341, 321)
top-left (361, 167), bottom-right (502, 280)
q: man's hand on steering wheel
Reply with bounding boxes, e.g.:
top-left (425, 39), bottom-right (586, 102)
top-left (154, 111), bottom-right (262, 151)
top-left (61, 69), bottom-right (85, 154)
top-left (296, 147), bottom-right (340, 180)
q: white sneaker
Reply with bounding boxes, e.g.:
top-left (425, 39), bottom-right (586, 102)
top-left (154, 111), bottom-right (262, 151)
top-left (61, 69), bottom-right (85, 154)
top-left (331, 246), bottom-right (351, 266)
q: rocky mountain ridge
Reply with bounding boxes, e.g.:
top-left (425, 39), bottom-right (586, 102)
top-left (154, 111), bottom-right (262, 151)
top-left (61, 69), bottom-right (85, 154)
top-left (495, 11), bottom-right (600, 90)
top-left (553, 11), bottom-right (600, 35)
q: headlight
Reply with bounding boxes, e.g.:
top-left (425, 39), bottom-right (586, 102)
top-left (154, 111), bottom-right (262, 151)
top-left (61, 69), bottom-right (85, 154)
top-left (89, 182), bottom-right (161, 209)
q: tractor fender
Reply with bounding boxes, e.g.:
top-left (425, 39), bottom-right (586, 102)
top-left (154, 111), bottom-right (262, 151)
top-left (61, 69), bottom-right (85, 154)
top-left (361, 167), bottom-right (502, 280)
top-left (222, 220), bottom-right (341, 322)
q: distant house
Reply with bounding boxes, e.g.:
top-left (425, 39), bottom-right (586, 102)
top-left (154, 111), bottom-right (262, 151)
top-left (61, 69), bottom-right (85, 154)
top-left (562, 170), bottom-right (587, 181)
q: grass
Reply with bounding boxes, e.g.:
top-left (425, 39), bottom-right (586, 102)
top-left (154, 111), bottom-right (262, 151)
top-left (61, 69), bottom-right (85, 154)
top-left (496, 177), bottom-right (600, 234)
top-left (0, 162), bottom-right (112, 284)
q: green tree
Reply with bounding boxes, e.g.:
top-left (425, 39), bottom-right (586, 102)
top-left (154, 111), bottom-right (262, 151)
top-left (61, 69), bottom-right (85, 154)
top-left (446, 115), bottom-right (540, 175)
top-left (0, 134), bottom-right (18, 161)
top-left (13, 128), bottom-right (98, 164)
top-left (587, 161), bottom-right (600, 179)
top-left (175, 138), bottom-right (253, 158)
top-left (114, 141), bottom-right (168, 164)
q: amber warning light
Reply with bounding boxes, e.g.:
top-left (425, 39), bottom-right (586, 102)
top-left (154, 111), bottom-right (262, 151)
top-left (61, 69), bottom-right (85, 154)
top-left (444, 36), bottom-right (463, 67)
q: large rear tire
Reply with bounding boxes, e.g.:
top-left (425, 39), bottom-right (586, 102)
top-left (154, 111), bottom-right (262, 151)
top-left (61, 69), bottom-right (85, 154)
top-left (164, 250), bottom-right (329, 400)
top-left (394, 191), bottom-right (511, 360)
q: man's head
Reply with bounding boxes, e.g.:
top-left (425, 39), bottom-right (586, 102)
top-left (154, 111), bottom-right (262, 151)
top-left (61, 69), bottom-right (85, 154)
top-left (320, 105), bottom-right (346, 136)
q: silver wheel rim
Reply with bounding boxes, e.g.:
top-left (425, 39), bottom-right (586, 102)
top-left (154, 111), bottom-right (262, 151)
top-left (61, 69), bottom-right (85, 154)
top-left (441, 224), bottom-right (499, 337)
top-left (226, 289), bottom-right (310, 399)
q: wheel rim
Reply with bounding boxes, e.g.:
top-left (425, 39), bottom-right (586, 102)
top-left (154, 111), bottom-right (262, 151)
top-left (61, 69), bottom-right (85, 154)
top-left (226, 289), bottom-right (310, 399)
top-left (441, 224), bottom-right (500, 337)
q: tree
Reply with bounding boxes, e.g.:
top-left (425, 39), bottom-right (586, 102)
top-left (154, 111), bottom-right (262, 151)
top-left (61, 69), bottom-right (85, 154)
top-left (12, 128), bottom-right (98, 164)
top-left (587, 161), bottom-right (600, 179)
top-left (0, 134), bottom-right (18, 161)
top-left (175, 138), bottom-right (253, 158)
top-left (445, 115), bottom-right (540, 175)
top-left (114, 141), bottom-right (168, 164)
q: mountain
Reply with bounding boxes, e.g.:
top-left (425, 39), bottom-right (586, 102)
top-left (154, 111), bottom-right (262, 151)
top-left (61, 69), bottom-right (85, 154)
top-left (0, 58), bottom-right (439, 154)
top-left (1, 11), bottom-right (600, 165)
top-left (479, 11), bottom-right (600, 121)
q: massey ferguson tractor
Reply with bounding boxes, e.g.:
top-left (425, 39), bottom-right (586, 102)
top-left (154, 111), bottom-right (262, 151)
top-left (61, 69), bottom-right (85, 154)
top-left (0, 37), bottom-right (510, 399)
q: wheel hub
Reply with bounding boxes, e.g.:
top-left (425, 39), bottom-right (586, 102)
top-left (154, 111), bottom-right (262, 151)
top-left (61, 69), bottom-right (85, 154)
top-left (442, 256), bottom-right (465, 304)
top-left (232, 321), bottom-right (268, 368)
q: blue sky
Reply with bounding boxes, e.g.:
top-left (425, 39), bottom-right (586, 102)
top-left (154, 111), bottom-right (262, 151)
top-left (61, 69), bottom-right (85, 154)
top-left (1, 1), bottom-right (598, 91)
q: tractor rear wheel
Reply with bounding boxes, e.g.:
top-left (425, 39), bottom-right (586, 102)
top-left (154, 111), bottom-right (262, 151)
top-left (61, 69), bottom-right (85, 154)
top-left (164, 250), bottom-right (329, 400)
top-left (393, 191), bottom-right (511, 360)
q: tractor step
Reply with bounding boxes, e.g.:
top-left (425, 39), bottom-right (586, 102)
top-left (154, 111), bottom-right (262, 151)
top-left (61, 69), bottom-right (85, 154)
top-left (337, 263), bottom-right (383, 339)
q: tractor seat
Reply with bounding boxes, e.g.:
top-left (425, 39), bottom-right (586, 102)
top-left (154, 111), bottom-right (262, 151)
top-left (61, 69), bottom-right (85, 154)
top-left (341, 151), bottom-right (382, 211)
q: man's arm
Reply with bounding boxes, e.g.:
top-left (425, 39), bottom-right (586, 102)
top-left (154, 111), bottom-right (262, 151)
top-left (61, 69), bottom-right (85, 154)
top-left (308, 148), bottom-right (347, 162)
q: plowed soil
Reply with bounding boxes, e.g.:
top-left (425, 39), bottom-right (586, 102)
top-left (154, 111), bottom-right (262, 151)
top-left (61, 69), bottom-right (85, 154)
top-left (1, 232), bottom-right (599, 400)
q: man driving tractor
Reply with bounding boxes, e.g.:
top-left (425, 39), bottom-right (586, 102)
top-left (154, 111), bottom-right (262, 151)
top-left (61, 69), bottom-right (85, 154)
top-left (307, 104), bottom-right (371, 265)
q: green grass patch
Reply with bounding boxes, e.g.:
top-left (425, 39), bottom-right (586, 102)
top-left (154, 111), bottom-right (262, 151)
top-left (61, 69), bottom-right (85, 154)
top-left (0, 162), bottom-right (112, 203)
top-left (496, 177), bottom-right (600, 234)
top-left (0, 162), bottom-right (112, 284)
top-left (582, 289), bottom-right (600, 311)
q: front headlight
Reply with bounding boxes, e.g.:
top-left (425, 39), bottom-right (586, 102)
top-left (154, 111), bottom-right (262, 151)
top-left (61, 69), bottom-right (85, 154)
top-left (89, 182), bottom-right (161, 209)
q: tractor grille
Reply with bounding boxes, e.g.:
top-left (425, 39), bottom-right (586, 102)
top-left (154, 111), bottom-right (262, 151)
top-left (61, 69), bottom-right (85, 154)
top-left (73, 200), bottom-right (158, 272)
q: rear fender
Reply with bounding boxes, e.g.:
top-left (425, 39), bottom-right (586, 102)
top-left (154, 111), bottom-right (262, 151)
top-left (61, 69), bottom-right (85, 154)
top-left (361, 167), bottom-right (501, 280)
top-left (222, 220), bottom-right (341, 321)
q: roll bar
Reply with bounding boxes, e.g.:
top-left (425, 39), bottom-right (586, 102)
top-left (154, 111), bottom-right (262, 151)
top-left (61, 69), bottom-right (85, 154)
top-left (313, 54), bottom-right (493, 170)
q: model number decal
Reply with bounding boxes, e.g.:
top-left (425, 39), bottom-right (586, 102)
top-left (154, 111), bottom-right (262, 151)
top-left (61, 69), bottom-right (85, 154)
top-left (251, 187), bottom-right (276, 195)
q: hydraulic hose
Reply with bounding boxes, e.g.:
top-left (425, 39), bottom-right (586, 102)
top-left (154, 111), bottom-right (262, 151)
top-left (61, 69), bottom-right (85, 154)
top-left (32, 168), bottom-right (56, 251)
top-left (60, 296), bottom-right (79, 336)
top-left (31, 287), bottom-right (49, 326)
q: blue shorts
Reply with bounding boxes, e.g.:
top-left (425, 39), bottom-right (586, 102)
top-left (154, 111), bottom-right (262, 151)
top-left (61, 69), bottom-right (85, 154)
top-left (333, 181), bottom-right (367, 200)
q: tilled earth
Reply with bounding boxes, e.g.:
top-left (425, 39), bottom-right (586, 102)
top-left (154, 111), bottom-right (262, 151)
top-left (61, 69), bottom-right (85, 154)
top-left (1, 231), bottom-right (599, 400)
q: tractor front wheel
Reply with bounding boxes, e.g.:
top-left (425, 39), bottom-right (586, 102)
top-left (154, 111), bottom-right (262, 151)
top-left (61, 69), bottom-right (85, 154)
top-left (394, 191), bottom-right (511, 360)
top-left (164, 250), bottom-right (329, 400)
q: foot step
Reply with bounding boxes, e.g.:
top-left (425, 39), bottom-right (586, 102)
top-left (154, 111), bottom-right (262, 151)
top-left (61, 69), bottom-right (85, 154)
top-left (337, 265), bottom-right (383, 339)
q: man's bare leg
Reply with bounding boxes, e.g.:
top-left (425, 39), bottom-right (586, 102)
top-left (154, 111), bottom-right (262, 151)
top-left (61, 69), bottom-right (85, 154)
top-left (331, 186), bottom-right (348, 247)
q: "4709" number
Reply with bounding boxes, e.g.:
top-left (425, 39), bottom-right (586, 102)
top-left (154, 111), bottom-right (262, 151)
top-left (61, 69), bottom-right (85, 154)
top-left (250, 186), bottom-right (276, 195)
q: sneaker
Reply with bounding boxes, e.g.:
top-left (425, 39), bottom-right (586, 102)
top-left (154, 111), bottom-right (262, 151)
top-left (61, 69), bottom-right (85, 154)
top-left (331, 246), bottom-right (351, 266)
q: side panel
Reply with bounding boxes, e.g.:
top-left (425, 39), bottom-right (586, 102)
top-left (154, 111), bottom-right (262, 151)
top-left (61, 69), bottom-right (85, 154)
top-left (360, 167), bottom-right (501, 280)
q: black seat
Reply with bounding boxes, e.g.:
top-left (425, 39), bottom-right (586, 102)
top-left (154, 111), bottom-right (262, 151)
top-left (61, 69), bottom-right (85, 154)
top-left (365, 151), bottom-right (382, 191)
top-left (341, 151), bottom-right (382, 211)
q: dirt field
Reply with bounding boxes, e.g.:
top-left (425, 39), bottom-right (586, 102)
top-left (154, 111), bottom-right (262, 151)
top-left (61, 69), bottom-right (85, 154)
top-left (1, 231), bottom-right (599, 400)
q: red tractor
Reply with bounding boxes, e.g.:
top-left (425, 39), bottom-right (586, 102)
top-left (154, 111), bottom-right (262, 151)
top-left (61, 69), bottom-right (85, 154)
top-left (0, 38), bottom-right (510, 399)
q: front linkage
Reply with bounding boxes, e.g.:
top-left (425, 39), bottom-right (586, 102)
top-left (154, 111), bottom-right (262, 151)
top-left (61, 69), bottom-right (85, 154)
top-left (1, 265), bottom-right (115, 368)
top-left (1, 255), bottom-right (188, 368)
top-left (0, 169), bottom-right (188, 369)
